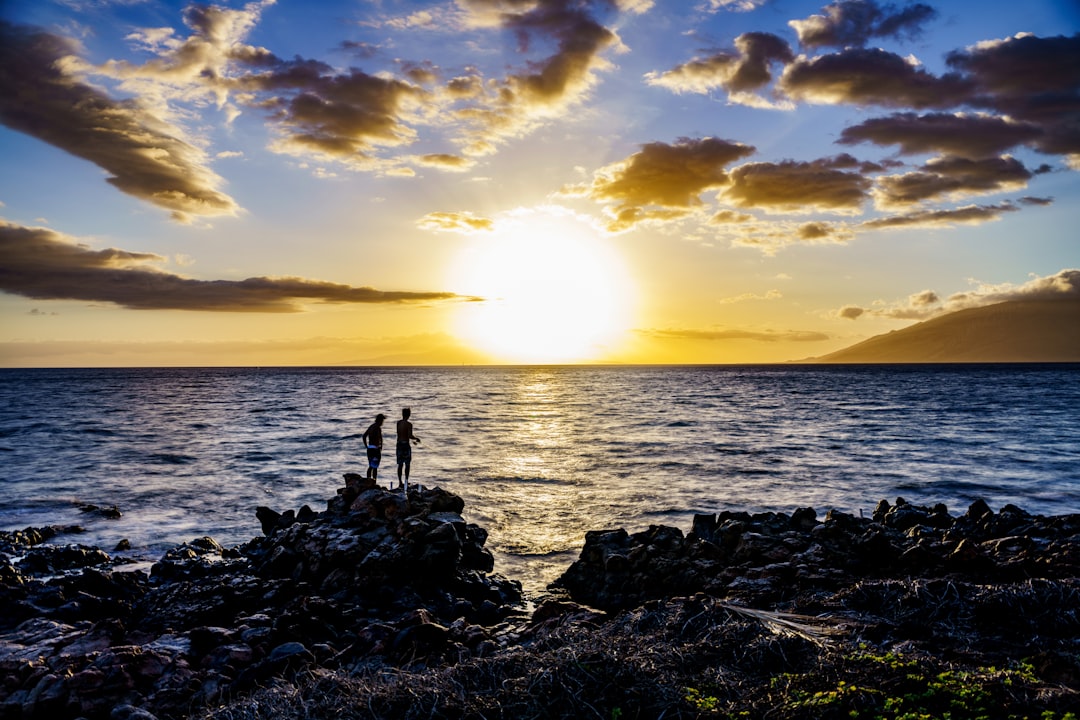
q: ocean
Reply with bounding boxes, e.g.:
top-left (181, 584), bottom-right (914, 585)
top-left (1, 364), bottom-right (1078, 595)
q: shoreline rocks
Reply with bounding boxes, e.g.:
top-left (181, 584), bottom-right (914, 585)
top-left (1, 478), bottom-right (523, 719)
top-left (553, 497), bottom-right (1080, 612)
top-left (2, 490), bottom-right (1078, 719)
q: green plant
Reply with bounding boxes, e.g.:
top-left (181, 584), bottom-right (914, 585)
top-left (685, 687), bottom-right (720, 713)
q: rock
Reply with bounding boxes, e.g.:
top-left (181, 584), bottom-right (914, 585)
top-left (5, 486), bottom-right (1078, 720)
top-left (79, 503), bottom-right (123, 519)
top-left (554, 498), bottom-right (1080, 611)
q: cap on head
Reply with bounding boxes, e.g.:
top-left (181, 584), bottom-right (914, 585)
top-left (376, 413), bottom-right (386, 421)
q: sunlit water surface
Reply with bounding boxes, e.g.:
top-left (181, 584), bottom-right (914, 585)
top-left (2, 365), bottom-right (1078, 595)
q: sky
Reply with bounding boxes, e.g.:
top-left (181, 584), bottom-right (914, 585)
top-left (1, 0), bottom-right (1078, 366)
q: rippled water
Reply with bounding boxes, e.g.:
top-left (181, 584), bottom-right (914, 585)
top-left (2, 365), bottom-right (1078, 595)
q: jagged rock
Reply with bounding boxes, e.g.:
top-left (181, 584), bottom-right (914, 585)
top-left (0, 482), bottom-right (521, 720)
top-left (554, 499), bottom-right (1080, 611)
top-left (4, 491), bottom-right (1078, 720)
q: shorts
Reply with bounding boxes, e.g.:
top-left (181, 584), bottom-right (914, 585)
top-left (396, 441), bottom-right (412, 465)
top-left (366, 445), bottom-right (381, 469)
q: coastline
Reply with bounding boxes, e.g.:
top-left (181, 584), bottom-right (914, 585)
top-left (2, 478), bottom-right (1078, 719)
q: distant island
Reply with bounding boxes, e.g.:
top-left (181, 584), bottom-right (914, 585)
top-left (804, 299), bottom-right (1080, 363)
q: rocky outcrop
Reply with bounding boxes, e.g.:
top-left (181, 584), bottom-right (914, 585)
top-left (550, 496), bottom-right (1080, 682)
top-left (0, 479), bottom-right (522, 720)
top-left (3, 489), bottom-right (1079, 720)
top-left (553, 497), bottom-right (1080, 611)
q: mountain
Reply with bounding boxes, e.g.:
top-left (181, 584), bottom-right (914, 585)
top-left (804, 299), bottom-right (1080, 363)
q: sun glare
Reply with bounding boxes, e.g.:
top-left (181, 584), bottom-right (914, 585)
top-left (449, 208), bottom-right (636, 363)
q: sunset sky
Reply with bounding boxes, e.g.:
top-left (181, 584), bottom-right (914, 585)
top-left (1, 0), bottom-right (1078, 366)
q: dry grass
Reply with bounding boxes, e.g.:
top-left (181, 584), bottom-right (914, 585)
top-left (198, 584), bottom-right (1080, 720)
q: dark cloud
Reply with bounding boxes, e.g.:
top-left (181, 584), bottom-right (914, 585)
top-left (447, 0), bottom-right (623, 153)
top-left (340, 41), bottom-right (380, 60)
top-left (789, 0), bottom-right (937, 49)
top-left (779, 48), bottom-right (974, 109)
top-left (861, 201), bottom-right (1018, 229)
top-left (723, 158), bottom-right (872, 213)
top-left (837, 305), bottom-right (865, 319)
top-left (945, 33), bottom-right (1080, 158)
top-left (839, 112), bottom-right (1044, 158)
top-left (1018, 195), bottom-right (1054, 206)
top-left (816, 152), bottom-right (888, 173)
top-left (798, 221), bottom-right (834, 239)
top-left (0, 22), bottom-right (239, 222)
top-left (0, 221), bottom-right (473, 311)
top-left (946, 33), bottom-right (1080, 100)
top-left (569, 137), bottom-right (756, 220)
top-left (873, 155), bottom-right (1032, 207)
top-left (645, 32), bottom-right (794, 101)
top-left (235, 57), bottom-right (423, 164)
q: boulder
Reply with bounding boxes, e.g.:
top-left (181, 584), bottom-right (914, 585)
top-left (0, 482), bottom-right (521, 720)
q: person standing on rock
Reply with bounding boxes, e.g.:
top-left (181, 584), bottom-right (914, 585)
top-left (396, 407), bottom-right (421, 491)
top-left (362, 413), bottom-right (386, 484)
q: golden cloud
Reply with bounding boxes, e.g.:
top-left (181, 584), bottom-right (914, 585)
top-left (0, 220), bottom-right (476, 311)
top-left (0, 21), bottom-right (240, 223)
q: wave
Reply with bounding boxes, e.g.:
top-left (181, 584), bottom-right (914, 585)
top-left (77, 427), bottom-right (117, 436)
top-left (147, 453), bottom-right (198, 465)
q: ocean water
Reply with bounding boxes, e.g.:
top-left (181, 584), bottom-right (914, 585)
top-left (1, 365), bottom-right (1078, 595)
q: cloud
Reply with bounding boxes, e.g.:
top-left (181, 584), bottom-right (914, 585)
top-left (779, 48), bottom-right (974, 109)
top-left (604, 207), bottom-right (692, 233)
top-left (644, 32), bottom-right (794, 105)
top-left (839, 287), bottom-right (940, 320)
top-left (709, 210), bottom-right (755, 224)
top-left (842, 269), bottom-right (1079, 322)
top-left (860, 201), bottom-right (1018, 229)
top-left (724, 218), bottom-right (856, 254)
top-left (718, 289), bottom-right (782, 303)
top-left (565, 137), bottom-right (755, 226)
top-left (411, 153), bottom-right (475, 171)
top-left (0, 21), bottom-right (240, 222)
top-left (722, 158), bottom-right (872, 213)
top-left (944, 33), bottom-right (1080, 161)
top-left (946, 268), bottom-right (1080, 308)
top-left (838, 112), bottom-right (1044, 158)
top-left (872, 155), bottom-right (1032, 208)
top-left (445, 0), bottom-right (623, 155)
top-left (0, 220), bottom-right (474, 311)
top-left (238, 60), bottom-right (424, 168)
top-left (416, 211), bottom-right (495, 233)
top-left (701, 0), bottom-right (770, 11)
top-left (641, 327), bottom-right (830, 342)
top-left (50, 0), bottom-right (631, 179)
top-left (789, 0), bottom-right (937, 49)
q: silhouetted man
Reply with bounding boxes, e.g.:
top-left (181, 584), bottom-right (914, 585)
top-left (362, 413), bottom-right (386, 484)
top-left (396, 407), bottom-right (421, 491)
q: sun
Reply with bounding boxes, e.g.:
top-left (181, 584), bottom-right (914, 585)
top-left (449, 207), bottom-right (636, 363)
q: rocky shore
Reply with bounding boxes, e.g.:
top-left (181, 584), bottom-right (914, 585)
top-left (2, 479), bottom-right (1078, 719)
